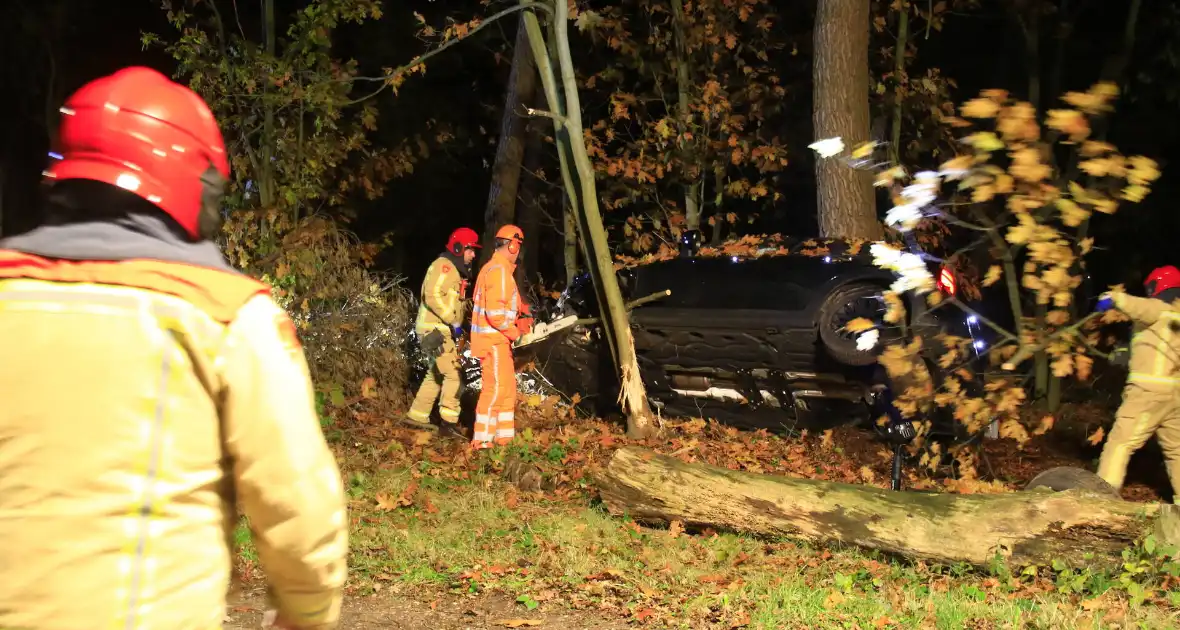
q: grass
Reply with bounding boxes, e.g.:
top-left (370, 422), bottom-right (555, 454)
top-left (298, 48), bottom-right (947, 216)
top-left (233, 437), bottom-right (1180, 630)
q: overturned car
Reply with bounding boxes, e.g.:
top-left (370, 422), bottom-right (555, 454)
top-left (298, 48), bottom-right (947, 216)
top-left (514, 235), bottom-right (993, 443)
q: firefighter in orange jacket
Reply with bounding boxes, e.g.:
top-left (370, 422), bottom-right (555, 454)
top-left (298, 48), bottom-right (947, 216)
top-left (0, 67), bottom-right (346, 630)
top-left (469, 225), bottom-right (534, 448)
top-left (1095, 266), bottom-right (1180, 496)
top-left (405, 227), bottom-right (480, 437)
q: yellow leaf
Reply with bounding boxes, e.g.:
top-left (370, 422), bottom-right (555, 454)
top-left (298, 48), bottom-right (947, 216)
top-left (1088, 426), bottom-right (1106, 446)
top-left (361, 377), bottom-right (377, 398)
top-left (844, 317), bottom-right (876, 333)
top-left (963, 132), bottom-right (1004, 152)
top-left (1046, 109), bottom-right (1090, 140)
top-left (1078, 156), bottom-right (1125, 178)
top-left (824, 590), bottom-right (846, 608)
top-left (1033, 415), bottom-right (1055, 436)
top-left (851, 141), bottom-right (878, 159)
top-left (495, 620), bottom-right (543, 628)
top-left (1054, 198), bottom-right (1090, 227)
top-left (874, 165), bottom-right (907, 187)
top-left (668, 519), bottom-right (684, 539)
top-left (960, 97), bottom-right (1001, 119)
top-left (1121, 184), bottom-right (1149, 203)
top-left (1046, 310), bottom-right (1069, 326)
top-left (983, 265), bottom-right (1002, 287)
top-left (1080, 140), bottom-right (1116, 157)
top-left (1127, 155), bottom-right (1161, 185)
top-left (1051, 354), bottom-right (1074, 378)
top-left (939, 154), bottom-right (974, 174)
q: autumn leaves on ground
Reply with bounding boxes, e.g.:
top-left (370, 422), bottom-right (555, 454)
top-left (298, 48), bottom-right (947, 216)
top-left (224, 397), bottom-right (1180, 630)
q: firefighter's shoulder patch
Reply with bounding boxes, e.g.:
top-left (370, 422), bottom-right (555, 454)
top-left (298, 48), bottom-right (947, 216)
top-left (441, 263), bottom-right (452, 274)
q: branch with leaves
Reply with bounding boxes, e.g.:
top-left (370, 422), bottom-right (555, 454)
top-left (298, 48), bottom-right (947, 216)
top-left (816, 82), bottom-right (1160, 471)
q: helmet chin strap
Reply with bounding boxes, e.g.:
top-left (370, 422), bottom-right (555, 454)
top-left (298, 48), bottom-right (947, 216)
top-left (196, 166), bottom-right (227, 241)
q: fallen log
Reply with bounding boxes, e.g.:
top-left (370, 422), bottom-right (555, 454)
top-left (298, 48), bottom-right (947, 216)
top-left (596, 446), bottom-right (1180, 568)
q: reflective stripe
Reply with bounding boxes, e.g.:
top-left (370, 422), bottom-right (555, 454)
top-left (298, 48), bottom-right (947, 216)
top-left (1129, 373), bottom-right (1180, 385)
top-left (472, 306), bottom-right (518, 317)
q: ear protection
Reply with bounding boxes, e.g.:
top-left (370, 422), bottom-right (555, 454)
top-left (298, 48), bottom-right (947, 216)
top-left (507, 239), bottom-right (521, 255)
top-left (451, 241), bottom-right (465, 256)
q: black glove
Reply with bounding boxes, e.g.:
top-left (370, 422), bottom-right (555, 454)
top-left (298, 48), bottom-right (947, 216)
top-left (1110, 344), bottom-right (1130, 368)
top-left (418, 329), bottom-right (444, 360)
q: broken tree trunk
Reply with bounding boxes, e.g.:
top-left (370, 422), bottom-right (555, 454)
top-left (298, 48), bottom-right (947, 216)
top-left (597, 446), bottom-right (1180, 569)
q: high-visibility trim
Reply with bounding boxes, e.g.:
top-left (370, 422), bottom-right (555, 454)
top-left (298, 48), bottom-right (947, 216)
top-left (439, 406), bottom-right (460, 420)
top-left (1128, 373), bottom-right (1180, 385)
top-left (0, 250), bottom-right (267, 323)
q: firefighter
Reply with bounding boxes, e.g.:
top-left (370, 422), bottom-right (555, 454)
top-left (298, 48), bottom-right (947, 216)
top-left (1095, 265), bottom-right (1180, 498)
top-left (469, 225), bottom-right (534, 449)
top-left (404, 227), bottom-right (481, 437)
top-left (0, 67), bottom-right (346, 630)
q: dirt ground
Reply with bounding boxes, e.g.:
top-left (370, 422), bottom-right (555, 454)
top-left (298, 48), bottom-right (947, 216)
top-left (224, 585), bottom-right (631, 630)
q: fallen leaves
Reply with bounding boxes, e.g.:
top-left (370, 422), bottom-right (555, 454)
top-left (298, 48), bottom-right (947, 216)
top-left (494, 620), bottom-right (542, 628)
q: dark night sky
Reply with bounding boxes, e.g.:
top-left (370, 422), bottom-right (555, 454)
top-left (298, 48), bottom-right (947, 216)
top-left (2, 0), bottom-right (1179, 291)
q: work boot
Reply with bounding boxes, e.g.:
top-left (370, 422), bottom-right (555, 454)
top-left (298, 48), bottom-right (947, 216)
top-left (439, 422), bottom-right (467, 441)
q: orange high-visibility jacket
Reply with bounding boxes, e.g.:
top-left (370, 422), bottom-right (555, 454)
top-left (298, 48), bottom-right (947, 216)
top-left (470, 250), bottom-right (522, 352)
top-left (1112, 291), bottom-right (1180, 389)
top-left (0, 251), bottom-right (348, 630)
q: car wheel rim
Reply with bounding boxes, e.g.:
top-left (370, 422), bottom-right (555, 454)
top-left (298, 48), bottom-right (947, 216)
top-left (830, 294), bottom-right (887, 341)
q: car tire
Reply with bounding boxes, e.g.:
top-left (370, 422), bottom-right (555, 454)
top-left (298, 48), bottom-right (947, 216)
top-left (818, 282), bottom-right (898, 367)
top-left (1025, 466), bottom-right (1120, 497)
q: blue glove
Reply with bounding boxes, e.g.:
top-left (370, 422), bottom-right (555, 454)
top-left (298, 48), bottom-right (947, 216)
top-left (451, 324), bottom-right (465, 339)
top-left (1095, 293), bottom-right (1114, 313)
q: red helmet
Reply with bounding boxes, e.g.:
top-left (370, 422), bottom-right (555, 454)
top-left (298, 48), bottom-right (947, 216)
top-left (445, 227), bottom-right (481, 256)
top-left (1146, 265), bottom-right (1180, 297)
top-left (45, 66), bottom-right (229, 240)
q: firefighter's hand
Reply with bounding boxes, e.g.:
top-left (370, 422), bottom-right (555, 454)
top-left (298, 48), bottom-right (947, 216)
top-left (451, 324), bottom-right (465, 339)
top-left (1095, 292), bottom-right (1115, 313)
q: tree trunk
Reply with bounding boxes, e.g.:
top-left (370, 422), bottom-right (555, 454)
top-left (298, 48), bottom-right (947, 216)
top-left (551, 1), bottom-right (656, 438)
top-left (521, 4), bottom-right (616, 367)
top-left (670, 0), bottom-right (702, 232)
top-left (598, 447), bottom-right (1179, 568)
top-left (518, 108), bottom-right (544, 283)
top-left (813, 0), bottom-right (879, 240)
top-left (480, 17), bottom-right (539, 262)
top-left (888, 4), bottom-right (909, 167)
top-left (563, 195), bottom-right (579, 286)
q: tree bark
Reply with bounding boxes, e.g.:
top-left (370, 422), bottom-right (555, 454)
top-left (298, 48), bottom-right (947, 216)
top-left (670, 0), bottom-right (703, 232)
top-left (888, 4), bottom-right (909, 167)
top-left (551, 0), bottom-right (657, 438)
top-left (518, 106), bottom-right (544, 282)
top-left (813, 0), bottom-right (880, 240)
top-left (597, 446), bottom-right (1179, 568)
top-left (480, 16), bottom-right (539, 262)
top-left (562, 192), bottom-right (579, 286)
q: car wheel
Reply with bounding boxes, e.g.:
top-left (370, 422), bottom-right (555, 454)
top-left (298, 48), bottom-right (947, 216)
top-left (1025, 466), bottom-right (1120, 497)
top-left (818, 282), bottom-right (899, 367)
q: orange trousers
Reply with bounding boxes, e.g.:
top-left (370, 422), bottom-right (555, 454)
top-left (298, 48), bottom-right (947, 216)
top-left (474, 343), bottom-right (516, 446)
